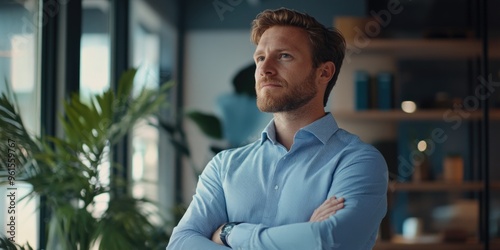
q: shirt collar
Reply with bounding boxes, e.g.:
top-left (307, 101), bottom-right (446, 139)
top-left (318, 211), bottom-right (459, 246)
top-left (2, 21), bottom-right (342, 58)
top-left (260, 112), bottom-right (339, 145)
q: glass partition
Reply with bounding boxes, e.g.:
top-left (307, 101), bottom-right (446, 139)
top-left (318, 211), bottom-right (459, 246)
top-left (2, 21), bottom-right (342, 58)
top-left (130, 0), bottom-right (162, 225)
top-left (80, 0), bottom-right (111, 219)
top-left (0, 0), bottom-right (41, 247)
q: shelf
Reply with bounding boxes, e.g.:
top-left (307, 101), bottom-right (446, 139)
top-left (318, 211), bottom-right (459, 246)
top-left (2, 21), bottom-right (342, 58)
top-left (489, 181), bottom-right (500, 190)
top-left (374, 237), bottom-right (500, 250)
top-left (348, 38), bottom-right (500, 59)
top-left (334, 109), bottom-right (500, 121)
top-left (389, 181), bottom-right (500, 192)
top-left (374, 241), bottom-right (497, 250)
top-left (390, 181), bottom-right (482, 192)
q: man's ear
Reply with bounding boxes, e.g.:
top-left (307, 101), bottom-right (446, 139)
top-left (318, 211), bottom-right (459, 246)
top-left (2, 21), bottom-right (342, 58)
top-left (318, 61), bottom-right (335, 84)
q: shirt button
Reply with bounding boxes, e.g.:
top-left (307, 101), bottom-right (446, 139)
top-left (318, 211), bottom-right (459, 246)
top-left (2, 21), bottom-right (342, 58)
top-left (274, 185), bottom-right (279, 190)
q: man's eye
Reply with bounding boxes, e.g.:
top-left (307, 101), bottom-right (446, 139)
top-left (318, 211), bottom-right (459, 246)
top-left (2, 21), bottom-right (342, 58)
top-left (255, 56), bottom-right (265, 62)
top-left (279, 53), bottom-right (291, 59)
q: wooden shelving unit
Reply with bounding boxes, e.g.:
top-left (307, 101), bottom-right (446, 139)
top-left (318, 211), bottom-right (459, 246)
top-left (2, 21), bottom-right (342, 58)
top-left (348, 38), bottom-right (500, 59)
top-left (388, 181), bottom-right (500, 192)
top-left (334, 109), bottom-right (500, 121)
top-left (374, 241), bottom-right (500, 250)
top-left (339, 7), bottom-right (500, 247)
top-left (341, 31), bottom-right (500, 250)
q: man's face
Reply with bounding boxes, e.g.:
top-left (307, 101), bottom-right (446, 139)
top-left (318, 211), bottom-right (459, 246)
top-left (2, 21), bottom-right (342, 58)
top-left (253, 25), bottom-right (319, 113)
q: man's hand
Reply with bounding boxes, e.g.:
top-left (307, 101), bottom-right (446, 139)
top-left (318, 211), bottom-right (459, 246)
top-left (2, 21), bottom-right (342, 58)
top-left (211, 224), bottom-right (224, 245)
top-left (309, 196), bottom-right (345, 222)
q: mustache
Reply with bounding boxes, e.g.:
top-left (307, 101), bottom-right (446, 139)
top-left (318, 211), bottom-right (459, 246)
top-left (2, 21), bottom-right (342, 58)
top-left (257, 76), bottom-right (285, 85)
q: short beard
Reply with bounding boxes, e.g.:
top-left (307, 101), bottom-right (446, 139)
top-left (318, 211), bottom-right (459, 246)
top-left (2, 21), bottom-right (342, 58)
top-left (257, 69), bottom-right (317, 113)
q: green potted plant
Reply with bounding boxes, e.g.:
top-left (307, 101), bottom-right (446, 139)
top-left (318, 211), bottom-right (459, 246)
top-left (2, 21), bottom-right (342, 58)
top-left (0, 69), bottom-right (172, 250)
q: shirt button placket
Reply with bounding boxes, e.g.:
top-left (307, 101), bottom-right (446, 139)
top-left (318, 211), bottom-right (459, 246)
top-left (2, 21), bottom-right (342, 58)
top-left (263, 154), bottom-right (286, 221)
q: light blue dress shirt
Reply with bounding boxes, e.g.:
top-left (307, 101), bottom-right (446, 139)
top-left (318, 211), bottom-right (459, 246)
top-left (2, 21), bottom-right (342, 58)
top-left (167, 113), bottom-right (388, 250)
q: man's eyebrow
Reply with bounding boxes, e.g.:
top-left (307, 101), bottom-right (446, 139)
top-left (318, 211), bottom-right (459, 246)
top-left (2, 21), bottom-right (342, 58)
top-left (254, 47), bottom-right (295, 56)
top-left (275, 48), bottom-right (293, 52)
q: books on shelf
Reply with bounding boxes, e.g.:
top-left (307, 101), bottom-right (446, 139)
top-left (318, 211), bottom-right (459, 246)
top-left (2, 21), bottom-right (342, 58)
top-left (354, 70), bottom-right (394, 111)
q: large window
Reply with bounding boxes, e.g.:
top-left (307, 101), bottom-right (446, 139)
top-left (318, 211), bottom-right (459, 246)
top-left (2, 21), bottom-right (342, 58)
top-left (80, 0), bottom-right (112, 220)
top-left (129, 0), bottom-right (167, 225)
top-left (0, 0), bottom-right (41, 247)
top-left (81, 0), bottom-right (110, 101)
top-left (0, 1), bottom-right (179, 247)
top-left (128, 0), bottom-right (179, 225)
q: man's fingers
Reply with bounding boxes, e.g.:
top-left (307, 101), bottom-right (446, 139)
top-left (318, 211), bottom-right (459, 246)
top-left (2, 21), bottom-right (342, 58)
top-left (316, 202), bottom-right (344, 218)
top-left (313, 201), bottom-right (344, 221)
top-left (309, 197), bottom-right (345, 222)
top-left (211, 224), bottom-right (224, 244)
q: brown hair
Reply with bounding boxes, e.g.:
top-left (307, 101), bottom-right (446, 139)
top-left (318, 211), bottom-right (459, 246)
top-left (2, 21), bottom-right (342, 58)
top-left (251, 8), bottom-right (346, 107)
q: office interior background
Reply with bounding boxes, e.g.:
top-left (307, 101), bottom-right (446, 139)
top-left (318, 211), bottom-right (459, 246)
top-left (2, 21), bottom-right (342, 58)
top-left (0, 0), bottom-right (499, 249)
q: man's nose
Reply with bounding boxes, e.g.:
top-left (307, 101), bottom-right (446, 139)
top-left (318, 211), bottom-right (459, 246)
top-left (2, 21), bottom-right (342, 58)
top-left (258, 58), bottom-right (276, 76)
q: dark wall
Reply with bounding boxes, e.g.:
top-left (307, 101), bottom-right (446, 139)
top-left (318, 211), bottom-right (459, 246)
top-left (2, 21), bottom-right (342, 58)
top-left (145, 0), bottom-right (179, 26)
top-left (184, 0), bottom-right (366, 30)
top-left (182, 0), bottom-right (500, 35)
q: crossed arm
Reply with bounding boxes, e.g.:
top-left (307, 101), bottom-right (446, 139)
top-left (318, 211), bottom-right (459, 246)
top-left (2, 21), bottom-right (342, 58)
top-left (167, 148), bottom-right (387, 250)
top-left (211, 197), bottom-right (346, 245)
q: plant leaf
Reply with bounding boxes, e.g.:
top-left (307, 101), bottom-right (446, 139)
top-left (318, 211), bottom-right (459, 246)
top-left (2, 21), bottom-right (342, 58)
top-left (185, 111), bottom-right (223, 139)
top-left (117, 68), bottom-right (137, 104)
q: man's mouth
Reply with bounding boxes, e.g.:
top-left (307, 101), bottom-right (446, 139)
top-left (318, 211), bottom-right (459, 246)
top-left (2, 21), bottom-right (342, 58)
top-left (259, 79), bottom-right (283, 89)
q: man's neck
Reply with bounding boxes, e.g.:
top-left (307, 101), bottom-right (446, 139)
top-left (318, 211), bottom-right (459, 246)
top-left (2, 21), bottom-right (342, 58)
top-left (273, 108), bottom-right (326, 150)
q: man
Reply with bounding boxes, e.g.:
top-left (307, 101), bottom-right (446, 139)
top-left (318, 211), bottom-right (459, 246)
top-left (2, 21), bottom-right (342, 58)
top-left (167, 8), bottom-right (388, 250)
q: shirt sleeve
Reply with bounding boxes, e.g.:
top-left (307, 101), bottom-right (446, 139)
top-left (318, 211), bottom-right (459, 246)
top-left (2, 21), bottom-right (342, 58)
top-left (228, 146), bottom-right (388, 250)
top-left (166, 155), bottom-right (231, 250)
